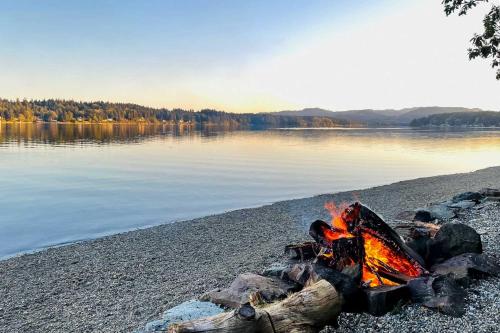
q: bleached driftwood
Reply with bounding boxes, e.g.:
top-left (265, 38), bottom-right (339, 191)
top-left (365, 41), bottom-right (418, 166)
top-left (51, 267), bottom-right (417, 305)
top-left (168, 279), bottom-right (342, 333)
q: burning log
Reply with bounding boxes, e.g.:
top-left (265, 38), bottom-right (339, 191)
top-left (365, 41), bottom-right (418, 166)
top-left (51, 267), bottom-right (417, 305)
top-left (310, 202), bottom-right (427, 287)
top-left (168, 279), bottom-right (342, 333)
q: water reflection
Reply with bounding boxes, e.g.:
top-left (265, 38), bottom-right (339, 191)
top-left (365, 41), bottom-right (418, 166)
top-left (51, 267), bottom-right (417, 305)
top-left (1, 123), bottom-right (500, 148)
top-left (0, 122), bottom-right (232, 146)
top-left (1, 123), bottom-right (499, 259)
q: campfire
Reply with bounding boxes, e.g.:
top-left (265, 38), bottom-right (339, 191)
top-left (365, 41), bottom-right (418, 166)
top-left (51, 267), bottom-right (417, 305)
top-left (311, 202), bottom-right (426, 287)
top-left (167, 195), bottom-right (500, 333)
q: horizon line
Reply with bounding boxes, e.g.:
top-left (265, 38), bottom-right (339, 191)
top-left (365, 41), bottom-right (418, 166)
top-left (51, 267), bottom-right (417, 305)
top-left (1, 97), bottom-right (495, 114)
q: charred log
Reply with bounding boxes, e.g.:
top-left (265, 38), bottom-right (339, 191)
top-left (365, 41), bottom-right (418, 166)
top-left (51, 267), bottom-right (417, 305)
top-left (285, 242), bottom-right (321, 261)
top-left (364, 285), bottom-right (410, 316)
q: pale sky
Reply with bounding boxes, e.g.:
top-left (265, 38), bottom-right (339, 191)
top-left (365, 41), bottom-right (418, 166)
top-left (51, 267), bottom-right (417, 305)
top-left (1, 0), bottom-right (499, 112)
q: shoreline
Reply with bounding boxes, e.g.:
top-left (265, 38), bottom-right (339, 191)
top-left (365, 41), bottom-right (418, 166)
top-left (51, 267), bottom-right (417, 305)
top-left (1, 166), bottom-right (499, 332)
top-left (3, 121), bottom-right (500, 129)
top-left (0, 165), bottom-right (495, 262)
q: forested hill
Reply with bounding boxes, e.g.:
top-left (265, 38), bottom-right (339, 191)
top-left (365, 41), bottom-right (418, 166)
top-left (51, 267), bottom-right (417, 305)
top-left (273, 107), bottom-right (485, 126)
top-left (410, 111), bottom-right (500, 127)
top-left (0, 99), bottom-right (351, 128)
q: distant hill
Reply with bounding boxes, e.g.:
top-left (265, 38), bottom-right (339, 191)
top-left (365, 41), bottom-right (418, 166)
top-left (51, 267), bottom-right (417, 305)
top-left (410, 111), bottom-right (500, 127)
top-left (0, 99), bottom-right (351, 128)
top-left (273, 107), bottom-right (486, 126)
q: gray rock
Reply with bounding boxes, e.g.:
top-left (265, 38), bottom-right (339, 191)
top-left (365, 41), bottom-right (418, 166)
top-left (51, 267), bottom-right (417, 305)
top-left (142, 319), bottom-right (168, 332)
top-left (447, 200), bottom-right (476, 210)
top-left (137, 300), bottom-right (224, 332)
top-left (452, 191), bottom-right (484, 203)
top-left (428, 223), bottom-right (482, 266)
top-left (162, 300), bottom-right (223, 323)
top-left (428, 204), bottom-right (457, 220)
top-left (415, 204), bottom-right (456, 222)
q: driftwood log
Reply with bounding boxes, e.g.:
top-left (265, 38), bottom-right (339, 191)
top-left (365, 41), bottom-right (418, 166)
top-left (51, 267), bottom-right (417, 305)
top-left (168, 279), bottom-right (342, 333)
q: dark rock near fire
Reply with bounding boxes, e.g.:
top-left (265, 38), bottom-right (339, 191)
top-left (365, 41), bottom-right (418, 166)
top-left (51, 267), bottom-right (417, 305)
top-left (364, 285), bottom-right (410, 316)
top-left (406, 237), bottom-right (430, 260)
top-left (312, 263), bottom-right (364, 313)
top-left (427, 223), bottom-right (482, 266)
top-left (447, 200), bottom-right (476, 210)
top-left (394, 222), bottom-right (440, 259)
top-left (424, 275), bottom-right (466, 317)
top-left (452, 191), bottom-right (484, 203)
top-left (414, 209), bottom-right (434, 222)
top-left (431, 253), bottom-right (500, 286)
top-left (414, 204), bottom-right (456, 222)
top-left (407, 277), bottom-right (435, 303)
top-left (479, 187), bottom-right (500, 197)
top-left (200, 273), bottom-right (297, 308)
top-left (407, 275), bottom-right (466, 317)
top-left (480, 187), bottom-right (500, 202)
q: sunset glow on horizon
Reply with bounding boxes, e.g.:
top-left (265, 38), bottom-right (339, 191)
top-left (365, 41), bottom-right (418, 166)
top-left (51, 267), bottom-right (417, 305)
top-left (1, 0), bottom-right (499, 113)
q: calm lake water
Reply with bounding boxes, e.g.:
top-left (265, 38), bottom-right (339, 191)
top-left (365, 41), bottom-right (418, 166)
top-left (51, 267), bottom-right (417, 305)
top-left (1, 123), bottom-right (500, 259)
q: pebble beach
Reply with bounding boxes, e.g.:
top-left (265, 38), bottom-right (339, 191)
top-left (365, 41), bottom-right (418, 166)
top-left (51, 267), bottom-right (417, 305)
top-left (1, 166), bottom-right (499, 332)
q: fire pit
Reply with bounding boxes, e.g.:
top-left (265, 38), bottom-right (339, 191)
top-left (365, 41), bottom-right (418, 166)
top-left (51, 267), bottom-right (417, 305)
top-left (167, 199), bottom-right (500, 333)
top-left (310, 202), bottom-right (426, 287)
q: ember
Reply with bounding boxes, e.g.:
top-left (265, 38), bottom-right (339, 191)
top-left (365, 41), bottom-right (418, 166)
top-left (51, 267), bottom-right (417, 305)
top-left (311, 202), bottom-right (427, 287)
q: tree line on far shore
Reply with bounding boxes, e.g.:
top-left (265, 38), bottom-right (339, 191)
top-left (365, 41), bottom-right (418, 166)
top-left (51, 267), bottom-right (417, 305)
top-left (410, 111), bottom-right (500, 127)
top-left (0, 99), bottom-right (351, 128)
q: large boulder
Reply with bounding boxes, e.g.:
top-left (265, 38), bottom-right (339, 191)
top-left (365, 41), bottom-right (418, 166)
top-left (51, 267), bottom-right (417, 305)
top-left (427, 223), bottom-right (482, 266)
top-left (407, 275), bottom-right (466, 317)
top-left (431, 253), bottom-right (500, 286)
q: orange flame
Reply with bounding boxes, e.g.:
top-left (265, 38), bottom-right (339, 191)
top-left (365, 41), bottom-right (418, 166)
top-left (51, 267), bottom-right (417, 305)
top-left (362, 232), bottom-right (421, 287)
top-left (323, 201), bottom-right (423, 287)
top-left (325, 201), bottom-right (350, 232)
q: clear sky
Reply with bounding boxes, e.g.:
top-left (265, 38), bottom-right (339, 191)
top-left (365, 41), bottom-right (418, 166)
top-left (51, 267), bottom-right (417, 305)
top-left (1, 0), bottom-right (499, 112)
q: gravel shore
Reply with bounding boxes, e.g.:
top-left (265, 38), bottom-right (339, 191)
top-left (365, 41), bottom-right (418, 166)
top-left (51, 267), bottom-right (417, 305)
top-left (1, 166), bottom-right (499, 333)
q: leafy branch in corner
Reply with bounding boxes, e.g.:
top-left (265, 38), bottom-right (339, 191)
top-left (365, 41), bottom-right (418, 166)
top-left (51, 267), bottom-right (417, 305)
top-left (443, 0), bottom-right (500, 79)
